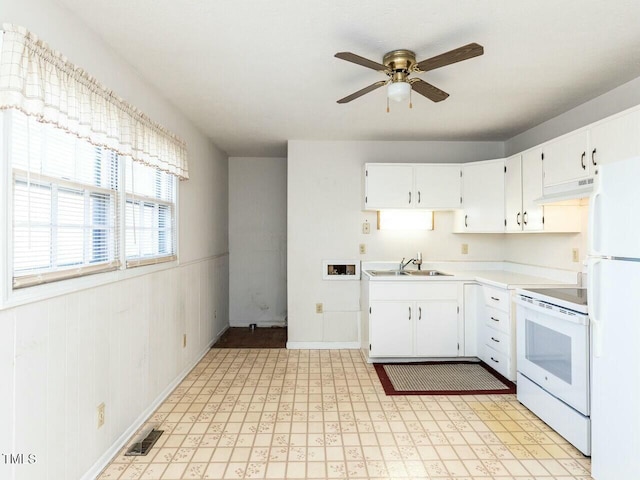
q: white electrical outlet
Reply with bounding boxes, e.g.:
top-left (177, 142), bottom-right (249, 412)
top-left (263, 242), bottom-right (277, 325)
top-left (315, 303), bottom-right (323, 314)
top-left (461, 243), bottom-right (469, 255)
top-left (362, 222), bottom-right (370, 234)
top-left (97, 403), bottom-right (105, 429)
top-left (572, 248), bottom-right (580, 262)
top-left (359, 244), bottom-right (366, 254)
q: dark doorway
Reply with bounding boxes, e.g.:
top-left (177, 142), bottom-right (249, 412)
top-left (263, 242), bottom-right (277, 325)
top-left (213, 327), bottom-right (287, 348)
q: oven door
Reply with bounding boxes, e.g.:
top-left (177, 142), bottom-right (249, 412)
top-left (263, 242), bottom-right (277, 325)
top-left (515, 298), bottom-right (590, 415)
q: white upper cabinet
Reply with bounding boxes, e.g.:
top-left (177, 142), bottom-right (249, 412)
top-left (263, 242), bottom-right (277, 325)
top-left (364, 163), bottom-right (461, 210)
top-left (414, 164), bottom-right (462, 209)
top-left (589, 109), bottom-right (640, 175)
top-left (542, 129), bottom-right (590, 187)
top-left (364, 164), bottom-right (414, 209)
top-left (521, 148), bottom-right (546, 231)
top-left (506, 148), bottom-right (546, 232)
top-left (504, 154), bottom-right (523, 232)
top-left (506, 149), bottom-right (580, 233)
top-left (455, 159), bottom-right (505, 233)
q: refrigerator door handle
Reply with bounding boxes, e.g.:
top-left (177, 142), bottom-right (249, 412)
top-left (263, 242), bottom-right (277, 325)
top-left (589, 258), bottom-right (603, 357)
top-left (589, 190), bottom-right (602, 256)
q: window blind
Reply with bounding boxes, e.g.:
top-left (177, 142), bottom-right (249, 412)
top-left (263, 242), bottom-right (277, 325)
top-left (10, 110), bottom-right (120, 288)
top-left (124, 157), bottom-right (176, 267)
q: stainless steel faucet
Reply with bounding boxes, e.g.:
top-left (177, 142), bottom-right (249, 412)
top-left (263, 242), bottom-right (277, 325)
top-left (400, 257), bottom-right (414, 270)
top-left (400, 252), bottom-right (423, 271)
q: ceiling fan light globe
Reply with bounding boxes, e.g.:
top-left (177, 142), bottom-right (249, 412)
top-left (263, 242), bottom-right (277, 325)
top-left (387, 81), bottom-right (411, 102)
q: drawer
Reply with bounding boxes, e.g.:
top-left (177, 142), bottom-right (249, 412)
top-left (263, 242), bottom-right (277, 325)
top-left (484, 306), bottom-right (510, 334)
top-left (482, 285), bottom-right (510, 312)
top-left (483, 345), bottom-right (510, 380)
top-left (483, 327), bottom-right (509, 355)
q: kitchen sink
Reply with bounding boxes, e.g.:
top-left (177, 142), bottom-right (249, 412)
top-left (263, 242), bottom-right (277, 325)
top-left (407, 270), bottom-right (452, 276)
top-left (367, 270), bottom-right (410, 276)
top-left (367, 269), bottom-right (452, 277)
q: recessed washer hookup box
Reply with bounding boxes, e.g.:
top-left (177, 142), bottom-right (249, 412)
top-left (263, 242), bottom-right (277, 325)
top-left (322, 260), bottom-right (360, 280)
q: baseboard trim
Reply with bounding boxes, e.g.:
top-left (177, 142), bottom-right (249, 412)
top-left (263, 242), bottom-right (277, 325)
top-left (286, 341), bottom-right (360, 350)
top-left (81, 334), bottom-right (222, 480)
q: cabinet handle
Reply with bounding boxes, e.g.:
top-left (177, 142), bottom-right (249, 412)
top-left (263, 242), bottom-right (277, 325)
top-left (491, 337), bottom-right (500, 343)
top-left (418, 191), bottom-right (421, 204)
top-left (490, 316), bottom-right (500, 322)
top-left (418, 307), bottom-right (422, 320)
top-left (580, 151), bottom-right (586, 170)
top-left (490, 356), bottom-right (500, 364)
top-left (464, 214), bottom-right (468, 228)
top-left (490, 296), bottom-right (500, 302)
top-left (408, 306), bottom-right (412, 320)
top-left (408, 191), bottom-right (412, 204)
top-left (523, 211), bottom-right (528, 225)
top-left (592, 148), bottom-right (597, 166)
top-left (516, 212), bottom-right (521, 226)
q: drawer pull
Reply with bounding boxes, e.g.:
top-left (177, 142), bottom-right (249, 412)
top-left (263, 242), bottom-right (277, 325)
top-left (490, 296), bottom-right (500, 301)
top-left (490, 357), bottom-right (499, 364)
top-left (490, 316), bottom-right (500, 322)
top-left (408, 306), bottom-right (411, 320)
top-left (490, 337), bottom-right (500, 343)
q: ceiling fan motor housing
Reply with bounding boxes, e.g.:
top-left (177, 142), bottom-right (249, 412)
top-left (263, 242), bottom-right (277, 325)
top-left (383, 49), bottom-right (416, 83)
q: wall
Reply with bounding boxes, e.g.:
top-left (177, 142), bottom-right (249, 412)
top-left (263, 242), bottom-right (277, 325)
top-left (229, 157), bottom-right (287, 326)
top-left (287, 140), bottom-right (505, 346)
top-left (0, 2), bottom-right (229, 480)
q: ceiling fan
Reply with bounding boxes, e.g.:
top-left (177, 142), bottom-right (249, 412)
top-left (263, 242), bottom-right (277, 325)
top-left (334, 43), bottom-right (484, 107)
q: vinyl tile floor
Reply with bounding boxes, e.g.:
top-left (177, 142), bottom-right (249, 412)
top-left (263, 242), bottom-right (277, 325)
top-left (98, 349), bottom-right (592, 479)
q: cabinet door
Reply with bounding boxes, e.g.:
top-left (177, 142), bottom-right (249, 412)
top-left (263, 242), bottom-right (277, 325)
top-left (589, 109), bottom-right (640, 174)
top-left (460, 160), bottom-right (505, 232)
top-left (415, 300), bottom-right (459, 357)
top-left (369, 301), bottom-right (413, 356)
top-left (365, 164), bottom-right (414, 209)
top-left (504, 155), bottom-right (523, 232)
top-left (414, 164), bottom-right (461, 209)
top-left (521, 148), bottom-right (545, 231)
top-left (542, 130), bottom-right (590, 186)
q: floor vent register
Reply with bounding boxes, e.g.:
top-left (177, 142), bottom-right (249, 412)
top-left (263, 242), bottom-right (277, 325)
top-left (124, 428), bottom-right (164, 456)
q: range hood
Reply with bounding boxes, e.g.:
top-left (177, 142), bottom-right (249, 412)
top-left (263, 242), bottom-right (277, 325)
top-left (535, 177), bottom-right (594, 204)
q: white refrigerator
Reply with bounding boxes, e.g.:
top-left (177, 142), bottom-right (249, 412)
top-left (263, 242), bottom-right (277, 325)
top-left (588, 156), bottom-right (640, 479)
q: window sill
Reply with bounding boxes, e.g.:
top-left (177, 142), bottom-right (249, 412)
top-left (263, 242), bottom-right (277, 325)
top-left (1, 258), bottom-right (179, 311)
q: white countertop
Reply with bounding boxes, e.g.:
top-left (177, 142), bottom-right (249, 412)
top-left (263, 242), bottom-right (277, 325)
top-left (361, 261), bottom-right (579, 289)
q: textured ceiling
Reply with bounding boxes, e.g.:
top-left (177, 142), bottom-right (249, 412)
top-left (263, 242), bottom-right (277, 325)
top-left (55, 0), bottom-right (640, 156)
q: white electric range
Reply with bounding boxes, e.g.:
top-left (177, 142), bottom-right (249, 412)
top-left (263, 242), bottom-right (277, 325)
top-left (514, 287), bottom-right (591, 455)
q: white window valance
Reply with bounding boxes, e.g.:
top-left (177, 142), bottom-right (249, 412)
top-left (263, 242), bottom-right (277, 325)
top-left (0, 24), bottom-right (189, 180)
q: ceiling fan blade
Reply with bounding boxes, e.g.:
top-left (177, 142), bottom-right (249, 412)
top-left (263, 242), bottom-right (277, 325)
top-left (415, 42), bottom-right (484, 72)
top-left (410, 79), bottom-right (449, 102)
top-left (337, 81), bottom-right (387, 103)
top-left (335, 52), bottom-right (387, 72)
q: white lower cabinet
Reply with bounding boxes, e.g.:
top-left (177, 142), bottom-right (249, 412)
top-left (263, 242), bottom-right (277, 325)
top-left (367, 282), bottom-right (463, 358)
top-left (477, 284), bottom-right (517, 381)
top-left (415, 300), bottom-right (460, 357)
top-left (369, 301), bottom-right (413, 357)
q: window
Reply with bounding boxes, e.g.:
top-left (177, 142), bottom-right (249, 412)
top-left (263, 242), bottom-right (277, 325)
top-left (6, 110), bottom-right (178, 289)
top-left (125, 157), bottom-right (177, 266)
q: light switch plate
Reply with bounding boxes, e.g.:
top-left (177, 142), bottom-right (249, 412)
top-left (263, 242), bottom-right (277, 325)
top-left (461, 243), bottom-right (469, 254)
top-left (359, 244), bottom-right (366, 254)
